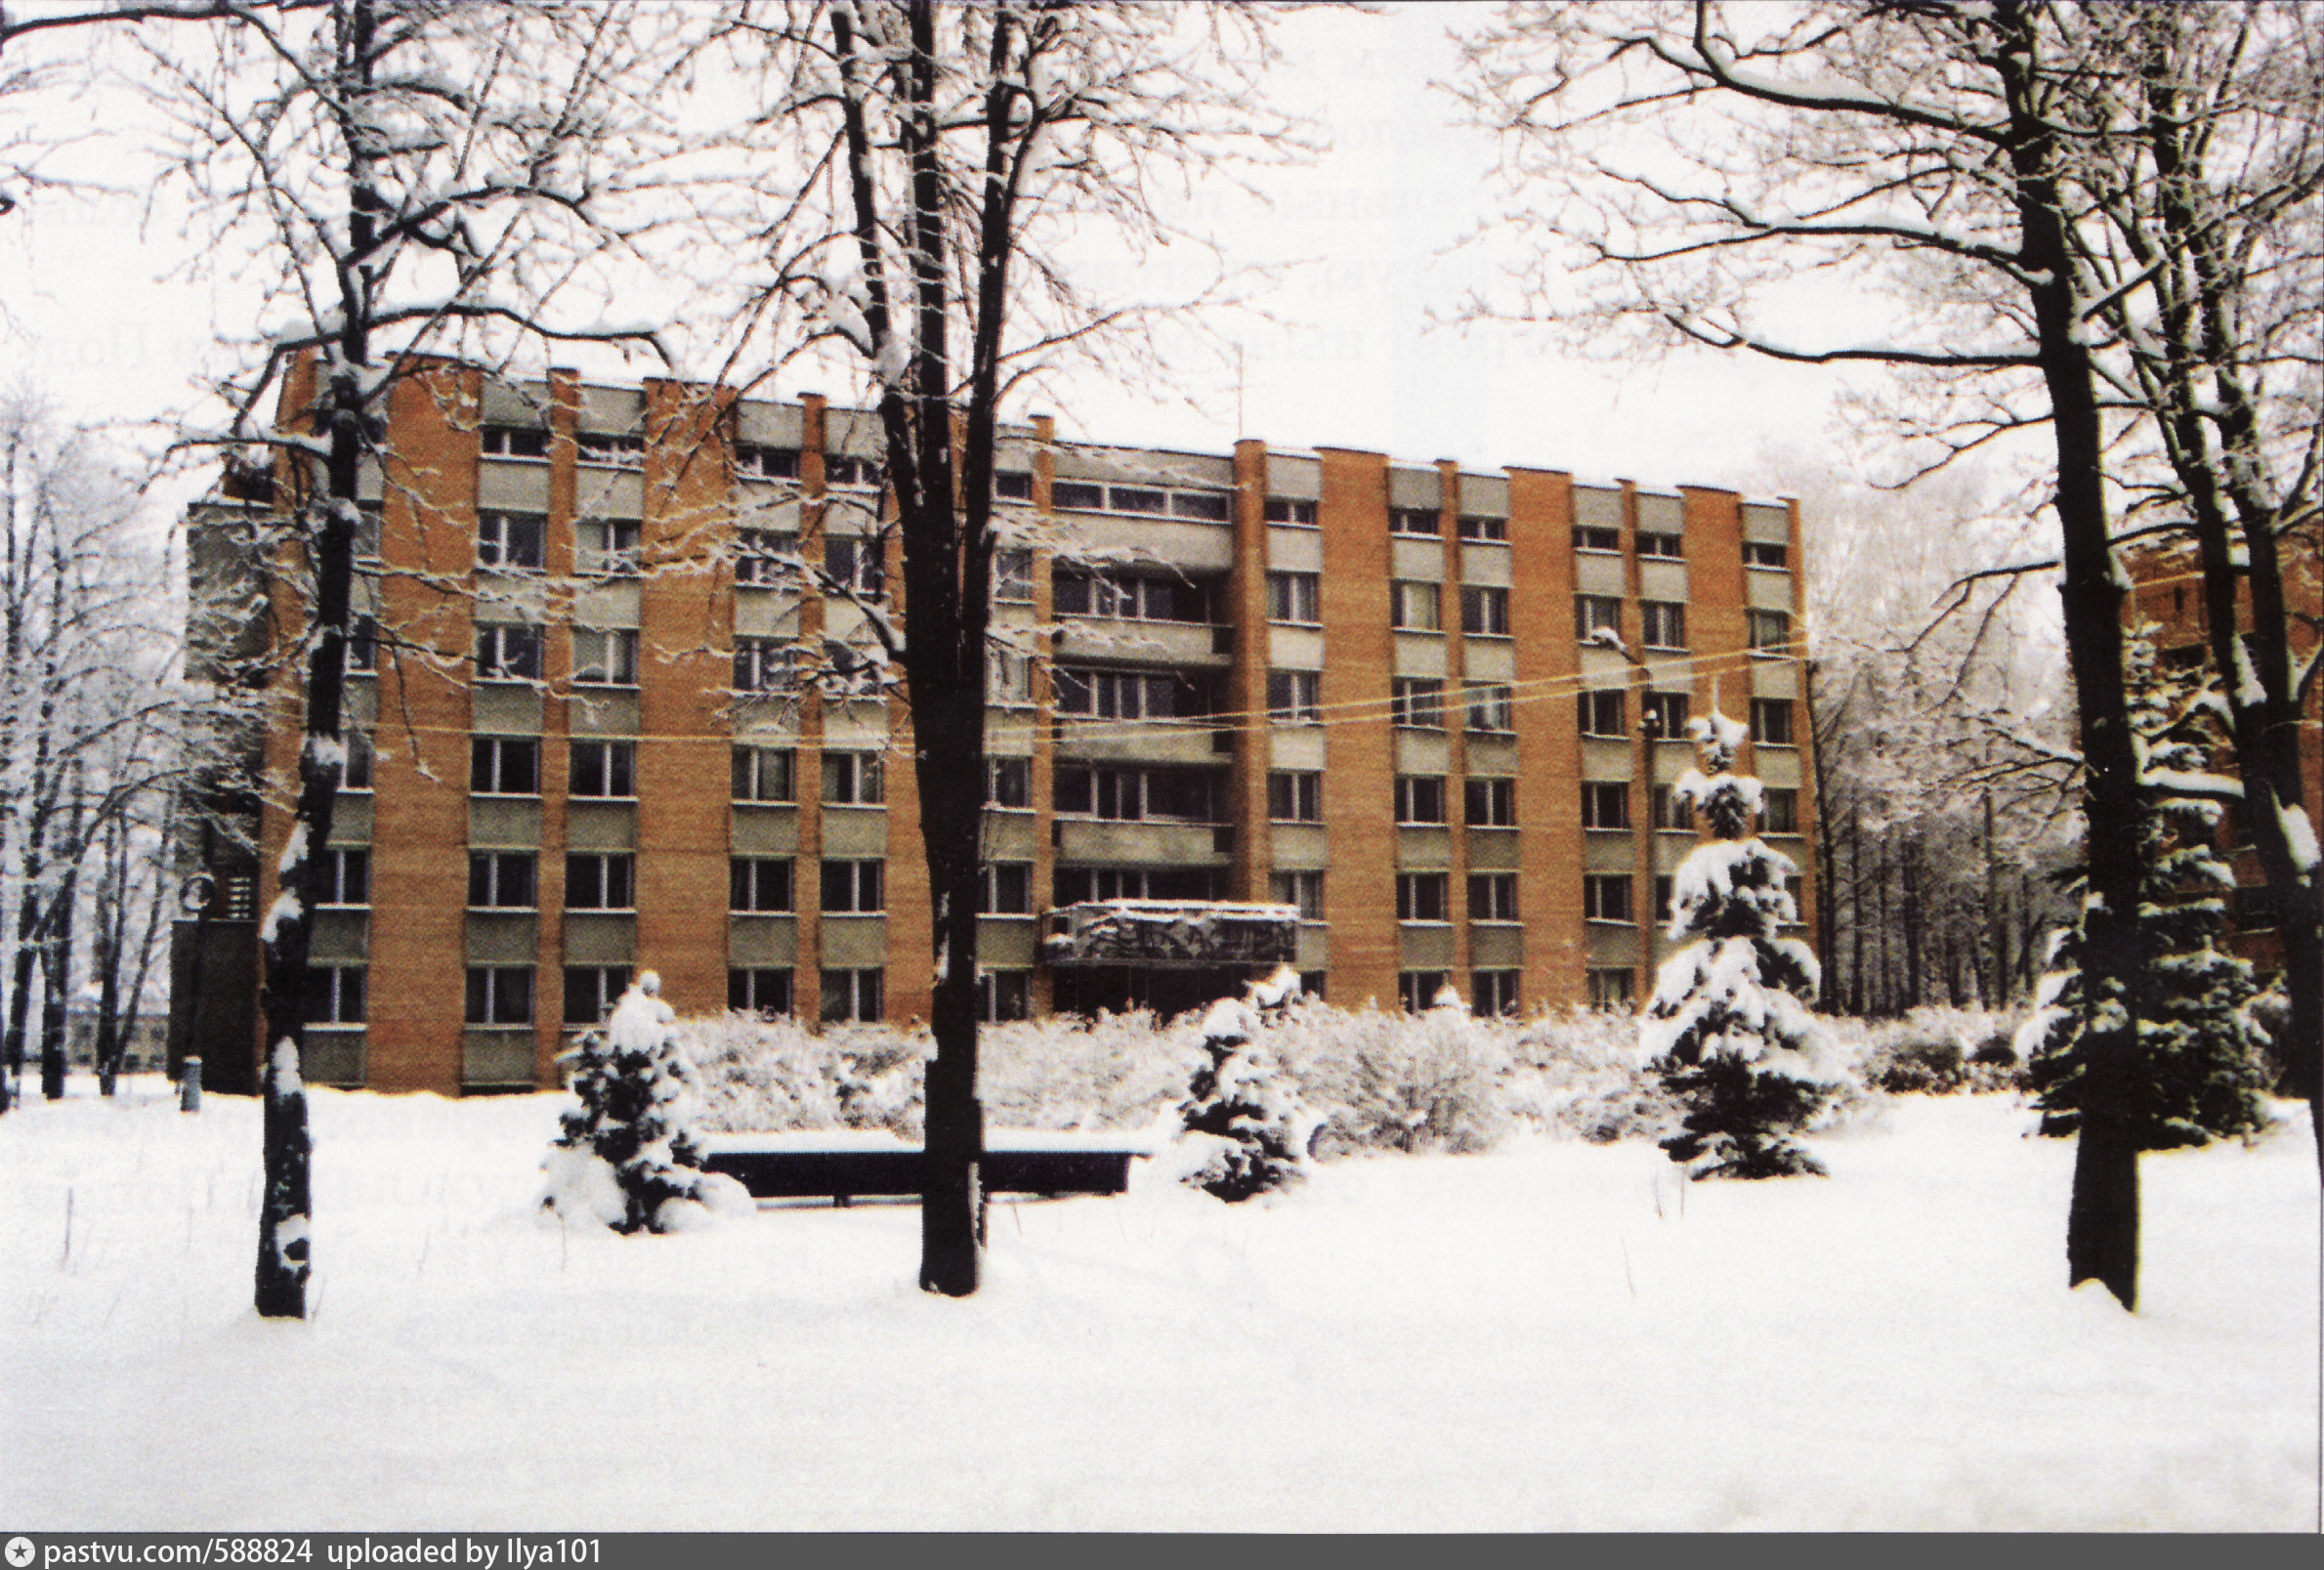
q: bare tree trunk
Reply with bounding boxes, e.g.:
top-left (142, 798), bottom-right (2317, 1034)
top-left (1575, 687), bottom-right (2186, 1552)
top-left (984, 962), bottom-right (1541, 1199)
top-left (39, 753), bottom-right (83, 1099)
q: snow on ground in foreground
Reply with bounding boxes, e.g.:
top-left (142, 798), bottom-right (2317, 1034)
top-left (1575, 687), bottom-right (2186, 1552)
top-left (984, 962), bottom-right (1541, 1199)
top-left (2, 1078), bottom-right (2316, 1531)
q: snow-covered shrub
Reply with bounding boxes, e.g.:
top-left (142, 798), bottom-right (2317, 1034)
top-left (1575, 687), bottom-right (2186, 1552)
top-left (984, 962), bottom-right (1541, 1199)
top-left (981, 1008), bottom-right (1201, 1131)
top-left (688, 1013), bottom-right (926, 1138)
top-left (543, 973), bottom-right (754, 1233)
top-left (1500, 1006), bottom-right (1678, 1143)
top-left (1641, 709), bottom-right (1839, 1179)
top-left (1177, 997), bottom-right (1305, 1201)
top-left (1267, 995), bottom-right (1510, 1157)
top-left (1843, 1006), bottom-right (2026, 1095)
top-left (2020, 633), bottom-right (2278, 1150)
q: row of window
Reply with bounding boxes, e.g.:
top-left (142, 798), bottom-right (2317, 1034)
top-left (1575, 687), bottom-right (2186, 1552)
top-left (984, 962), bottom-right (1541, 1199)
top-left (1580, 692), bottom-right (1796, 745)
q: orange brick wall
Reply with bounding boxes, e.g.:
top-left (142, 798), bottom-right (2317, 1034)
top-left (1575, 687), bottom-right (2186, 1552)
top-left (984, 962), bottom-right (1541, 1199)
top-left (1509, 468), bottom-right (1585, 1009)
top-left (1317, 447), bottom-right (1399, 1008)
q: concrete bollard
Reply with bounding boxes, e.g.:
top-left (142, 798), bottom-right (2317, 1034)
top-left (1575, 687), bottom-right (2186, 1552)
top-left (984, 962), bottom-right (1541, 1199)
top-left (180, 1056), bottom-right (202, 1113)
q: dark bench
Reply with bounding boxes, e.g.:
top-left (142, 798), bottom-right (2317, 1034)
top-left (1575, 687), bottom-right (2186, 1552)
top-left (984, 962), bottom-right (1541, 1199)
top-left (704, 1142), bottom-right (1146, 1205)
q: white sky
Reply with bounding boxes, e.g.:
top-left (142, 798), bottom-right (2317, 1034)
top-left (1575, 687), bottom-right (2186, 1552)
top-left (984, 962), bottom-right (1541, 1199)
top-left (0, 3), bottom-right (1854, 505)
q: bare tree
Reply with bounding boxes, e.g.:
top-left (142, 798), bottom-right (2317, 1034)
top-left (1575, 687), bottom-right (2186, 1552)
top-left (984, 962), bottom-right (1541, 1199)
top-left (139, 0), bottom-right (672, 1317)
top-left (708, 0), bottom-right (1296, 1294)
top-left (2063, 3), bottom-right (2322, 1172)
top-left (1454, 0), bottom-right (2163, 1306)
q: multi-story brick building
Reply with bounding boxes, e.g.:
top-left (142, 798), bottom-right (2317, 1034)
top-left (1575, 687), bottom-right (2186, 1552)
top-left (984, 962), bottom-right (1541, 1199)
top-left (171, 363), bottom-right (1818, 1096)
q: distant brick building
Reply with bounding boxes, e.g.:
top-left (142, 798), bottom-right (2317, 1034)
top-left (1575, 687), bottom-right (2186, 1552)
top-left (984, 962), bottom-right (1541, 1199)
top-left (172, 364), bottom-right (1819, 1096)
top-left (2124, 521), bottom-right (2324, 967)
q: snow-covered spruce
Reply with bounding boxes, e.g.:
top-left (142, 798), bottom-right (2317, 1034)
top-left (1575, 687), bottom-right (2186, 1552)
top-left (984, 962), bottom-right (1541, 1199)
top-left (543, 973), bottom-right (753, 1234)
top-left (2018, 634), bottom-right (2277, 1149)
top-left (1176, 985), bottom-right (1307, 1202)
top-left (1640, 709), bottom-right (1838, 1179)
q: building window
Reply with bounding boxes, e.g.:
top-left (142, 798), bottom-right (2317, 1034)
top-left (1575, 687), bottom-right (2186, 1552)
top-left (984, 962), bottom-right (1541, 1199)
top-left (1655, 875), bottom-right (1675, 922)
top-left (1052, 480), bottom-right (1104, 511)
top-left (476, 623), bottom-right (543, 682)
top-left (1055, 570), bottom-right (1215, 624)
top-left (1171, 490), bottom-right (1232, 523)
top-left (1398, 971), bottom-right (1449, 1013)
top-left (824, 534), bottom-right (886, 597)
top-left (822, 860), bottom-right (884, 914)
top-left (1576, 594), bottom-right (1624, 642)
top-left (822, 750), bottom-right (884, 806)
top-left (564, 965), bottom-right (632, 1027)
top-left (575, 517), bottom-right (641, 575)
top-left (1390, 579), bottom-right (1442, 632)
top-left (467, 851), bottom-right (536, 910)
top-left (733, 745), bottom-right (796, 803)
top-left (1391, 677), bottom-right (1444, 730)
top-left (1271, 870), bottom-right (1325, 921)
top-left (1269, 770), bottom-right (1322, 823)
top-left (1640, 601), bottom-right (1686, 651)
top-left (317, 847), bottom-right (369, 907)
top-left (576, 432), bottom-right (645, 469)
top-left (1267, 669), bottom-right (1322, 723)
top-left (1389, 506), bottom-right (1441, 537)
top-left (1582, 781), bottom-right (1630, 829)
top-left (1748, 609), bottom-right (1793, 655)
top-left (733, 636), bottom-right (797, 694)
top-left (1574, 526), bottom-right (1621, 554)
top-left (824, 453), bottom-right (882, 489)
top-left (471, 736), bottom-right (540, 796)
top-left (729, 967), bottom-right (794, 1020)
top-left (345, 615), bottom-right (378, 673)
top-left (1764, 787), bottom-right (1800, 835)
top-left (340, 730), bottom-right (374, 791)
top-left (1267, 571), bottom-right (1321, 624)
top-left (1396, 872), bottom-right (1450, 923)
top-left (1054, 666), bottom-right (1214, 721)
top-left (994, 471), bottom-right (1034, 502)
top-left (305, 963), bottom-right (365, 1026)
top-left (1586, 967), bottom-right (1636, 1009)
top-left (1752, 698), bottom-right (1796, 745)
top-left (993, 548), bottom-right (1035, 604)
top-left (1643, 690), bottom-right (1690, 742)
top-left (1464, 777), bottom-right (1516, 827)
top-left (1472, 969), bottom-right (1520, 1017)
top-left (735, 528), bottom-right (795, 586)
top-left (477, 511), bottom-right (545, 571)
top-left (1394, 775), bottom-right (1448, 825)
top-left (465, 965), bottom-right (533, 1027)
top-left (736, 444), bottom-right (800, 482)
top-left (1464, 683), bottom-right (1514, 734)
top-left (977, 970), bottom-right (1031, 1023)
top-left (1745, 539), bottom-right (1790, 569)
top-left (985, 756), bottom-right (1031, 809)
top-left (569, 740), bottom-right (636, 799)
top-left (1264, 497), bottom-right (1318, 526)
top-left (1584, 874), bottom-right (1633, 924)
top-left (1054, 764), bottom-right (1218, 823)
top-left (1458, 514), bottom-right (1508, 542)
top-left (1469, 871), bottom-right (1519, 923)
top-left (1578, 689), bottom-right (1626, 739)
top-left (979, 862), bottom-right (1034, 915)
top-left (1055, 865), bottom-right (1226, 905)
top-left (565, 852), bottom-right (635, 911)
top-left (481, 425), bottom-right (548, 460)
top-left (821, 967), bottom-right (884, 1023)
top-left (1460, 585), bottom-right (1510, 636)
top-left (353, 501), bottom-right (383, 561)
top-left (572, 628), bottom-right (639, 687)
top-left (1636, 531), bottom-right (1684, 560)
top-left (731, 857), bottom-right (795, 913)
top-left (1653, 785), bottom-right (1693, 831)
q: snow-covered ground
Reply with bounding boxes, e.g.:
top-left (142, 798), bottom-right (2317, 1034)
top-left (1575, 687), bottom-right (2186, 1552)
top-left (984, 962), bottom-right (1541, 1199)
top-left (4, 1077), bottom-right (2316, 1530)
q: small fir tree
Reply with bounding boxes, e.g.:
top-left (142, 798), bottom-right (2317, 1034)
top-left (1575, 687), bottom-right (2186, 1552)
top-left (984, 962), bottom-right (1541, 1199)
top-left (1642, 708), bottom-right (1838, 1178)
top-left (543, 972), bottom-right (751, 1233)
top-left (2020, 634), bottom-right (2276, 1148)
top-left (1178, 992), bottom-right (1306, 1202)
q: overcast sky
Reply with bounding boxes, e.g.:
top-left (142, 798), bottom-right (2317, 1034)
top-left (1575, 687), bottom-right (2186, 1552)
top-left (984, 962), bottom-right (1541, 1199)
top-left (1, 3), bottom-right (1855, 506)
